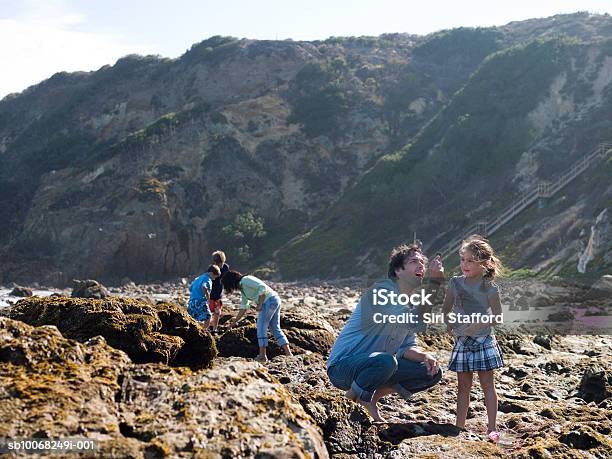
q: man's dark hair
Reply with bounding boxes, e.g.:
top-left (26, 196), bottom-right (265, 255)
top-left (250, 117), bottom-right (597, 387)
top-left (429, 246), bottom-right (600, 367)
top-left (388, 244), bottom-right (426, 279)
top-left (435, 252), bottom-right (442, 258)
top-left (207, 265), bottom-right (221, 276)
top-left (221, 270), bottom-right (243, 293)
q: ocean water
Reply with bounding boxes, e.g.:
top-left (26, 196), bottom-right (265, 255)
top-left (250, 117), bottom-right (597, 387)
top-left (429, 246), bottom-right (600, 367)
top-left (0, 288), bottom-right (67, 309)
top-left (0, 288), bottom-right (179, 310)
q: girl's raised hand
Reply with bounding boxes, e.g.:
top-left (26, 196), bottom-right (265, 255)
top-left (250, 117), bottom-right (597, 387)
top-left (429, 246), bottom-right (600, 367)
top-left (429, 258), bottom-right (444, 276)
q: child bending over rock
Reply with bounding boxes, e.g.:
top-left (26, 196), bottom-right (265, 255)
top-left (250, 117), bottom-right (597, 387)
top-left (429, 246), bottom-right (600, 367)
top-left (222, 270), bottom-right (292, 362)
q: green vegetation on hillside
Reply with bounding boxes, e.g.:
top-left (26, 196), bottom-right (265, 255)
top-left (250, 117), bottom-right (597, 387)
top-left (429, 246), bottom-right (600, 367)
top-left (286, 60), bottom-right (350, 138)
top-left (413, 27), bottom-right (502, 65)
top-left (322, 35), bottom-right (399, 48)
top-left (92, 102), bottom-right (212, 164)
top-left (3, 17), bottom-right (612, 283)
top-left (278, 36), bottom-right (583, 279)
top-left (182, 36), bottom-right (241, 66)
top-left (206, 210), bottom-right (268, 264)
top-left (381, 70), bottom-right (438, 139)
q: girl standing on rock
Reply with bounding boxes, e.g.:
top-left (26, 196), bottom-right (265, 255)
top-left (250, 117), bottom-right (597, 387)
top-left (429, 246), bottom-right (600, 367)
top-left (221, 271), bottom-right (292, 362)
top-left (442, 235), bottom-right (505, 442)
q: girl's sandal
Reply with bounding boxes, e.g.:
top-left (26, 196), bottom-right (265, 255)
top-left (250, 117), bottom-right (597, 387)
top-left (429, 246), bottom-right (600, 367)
top-left (487, 431), bottom-right (501, 443)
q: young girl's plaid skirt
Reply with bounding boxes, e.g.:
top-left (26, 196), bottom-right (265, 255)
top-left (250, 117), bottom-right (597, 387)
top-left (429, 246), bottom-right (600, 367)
top-left (448, 335), bottom-right (504, 372)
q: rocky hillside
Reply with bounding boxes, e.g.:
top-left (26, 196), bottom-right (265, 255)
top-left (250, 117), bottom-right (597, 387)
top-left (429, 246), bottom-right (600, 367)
top-left (1, 13), bottom-right (611, 284)
top-left (279, 33), bottom-right (612, 280)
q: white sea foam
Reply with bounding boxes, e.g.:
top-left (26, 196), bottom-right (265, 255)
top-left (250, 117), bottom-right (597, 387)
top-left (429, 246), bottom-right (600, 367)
top-left (0, 288), bottom-right (66, 309)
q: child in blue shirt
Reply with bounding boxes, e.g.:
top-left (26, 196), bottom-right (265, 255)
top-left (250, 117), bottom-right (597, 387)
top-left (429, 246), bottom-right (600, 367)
top-left (187, 265), bottom-right (221, 329)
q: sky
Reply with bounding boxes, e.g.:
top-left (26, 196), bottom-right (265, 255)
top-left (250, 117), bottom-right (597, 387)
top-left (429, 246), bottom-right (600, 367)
top-left (1, 0), bottom-right (611, 99)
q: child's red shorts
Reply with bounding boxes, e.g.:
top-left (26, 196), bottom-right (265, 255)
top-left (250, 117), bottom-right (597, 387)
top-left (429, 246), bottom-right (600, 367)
top-left (209, 299), bottom-right (223, 314)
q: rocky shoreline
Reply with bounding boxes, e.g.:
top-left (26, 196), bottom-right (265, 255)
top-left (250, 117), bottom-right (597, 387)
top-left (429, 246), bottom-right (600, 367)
top-left (0, 278), bottom-right (611, 458)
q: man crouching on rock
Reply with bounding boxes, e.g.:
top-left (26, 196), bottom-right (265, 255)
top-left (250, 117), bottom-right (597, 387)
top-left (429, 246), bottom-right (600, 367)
top-left (327, 243), bottom-right (443, 422)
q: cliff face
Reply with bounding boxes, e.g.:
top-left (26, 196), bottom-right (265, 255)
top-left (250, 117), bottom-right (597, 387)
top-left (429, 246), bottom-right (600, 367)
top-left (277, 31), bottom-right (612, 280)
top-left (0, 34), bottom-right (457, 283)
top-left (1, 13), bottom-right (612, 283)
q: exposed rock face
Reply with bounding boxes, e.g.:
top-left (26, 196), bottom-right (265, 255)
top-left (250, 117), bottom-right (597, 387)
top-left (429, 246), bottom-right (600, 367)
top-left (114, 358), bottom-right (329, 459)
top-left (0, 318), bottom-right (136, 454)
top-left (3, 15), bottom-right (612, 283)
top-left (0, 36), bottom-right (422, 284)
top-left (275, 28), bottom-right (612, 280)
top-left (578, 208), bottom-right (611, 273)
top-left (8, 296), bottom-right (216, 368)
top-left (71, 279), bottom-right (111, 299)
top-left (0, 318), bottom-right (328, 458)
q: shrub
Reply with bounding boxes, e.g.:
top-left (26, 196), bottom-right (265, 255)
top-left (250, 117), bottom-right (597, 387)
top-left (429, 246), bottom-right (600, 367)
top-left (221, 210), bottom-right (267, 263)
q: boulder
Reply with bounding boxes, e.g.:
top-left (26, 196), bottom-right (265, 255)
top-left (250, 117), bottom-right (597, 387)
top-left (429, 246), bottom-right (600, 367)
top-left (266, 353), bottom-right (383, 456)
top-left (71, 279), bottom-right (110, 299)
top-left (533, 335), bottom-right (552, 350)
top-left (502, 366), bottom-right (528, 380)
top-left (9, 286), bottom-right (33, 297)
top-left (120, 277), bottom-right (136, 288)
top-left (498, 400), bottom-right (530, 413)
top-left (496, 332), bottom-right (538, 355)
top-left (547, 310), bottom-right (574, 322)
top-left (576, 368), bottom-right (611, 404)
top-left (8, 296), bottom-right (216, 368)
top-left (0, 318), bottom-right (328, 458)
top-left (540, 361), bottom-right (570, 375)
top-left (0, 317), bottom-right (140, 455)
top-left (115, 358), bottom-right (328, 458)
top-left (216, 306), bottom-right (337, 358)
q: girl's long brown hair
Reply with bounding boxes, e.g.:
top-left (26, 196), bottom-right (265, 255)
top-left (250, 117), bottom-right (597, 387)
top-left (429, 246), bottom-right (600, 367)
top-left (460, 234), bottom-right (503, 280)
top-left (220, 270), bottom-right (243, 293)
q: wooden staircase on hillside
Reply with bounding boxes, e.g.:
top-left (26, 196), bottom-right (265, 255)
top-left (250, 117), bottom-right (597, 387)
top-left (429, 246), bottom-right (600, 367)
top-left (437, 142), bottom-right (612, 260)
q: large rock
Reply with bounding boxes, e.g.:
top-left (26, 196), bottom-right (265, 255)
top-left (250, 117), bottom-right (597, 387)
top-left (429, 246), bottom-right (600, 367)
top-left (266, 353), bottom-right (384, 456)
top-left (216, 306), bottom-right (337, 358)
top-left (576, 368), bottom-right (611, 404)
top-left (0, 317), bottom-right (139, 455)
top-left (0, 318), bottom-right (328, 458)
top-left (9, 285), bottom-right (32, 297)
top-left (265, 353), bottom-right (465, 457)
top-left (8, 296), bottom-right (216, 368)
top-left (71, 279), bottom-right (111, 299)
